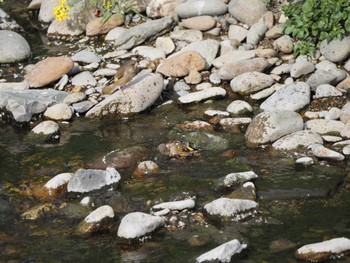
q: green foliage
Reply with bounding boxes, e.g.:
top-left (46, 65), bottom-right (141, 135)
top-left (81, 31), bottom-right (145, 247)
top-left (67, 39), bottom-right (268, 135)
top-left (283, 0), bottom-right (350, 57)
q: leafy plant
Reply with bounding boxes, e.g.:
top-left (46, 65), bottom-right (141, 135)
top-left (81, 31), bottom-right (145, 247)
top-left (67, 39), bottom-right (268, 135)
top-left (283, 0), bottom-right (350, 56)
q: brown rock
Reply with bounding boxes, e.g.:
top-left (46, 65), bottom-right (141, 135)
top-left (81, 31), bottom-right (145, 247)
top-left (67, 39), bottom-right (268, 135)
top-left (86, 14), bottom-right (124, 36)
top-left (157, 51), bottom-right (206, 77)
top-left (337, 77), bottom-right (350, 92)
top-left (133, 161), bottom-right (159, 179)
top-left (181, 16), bottom-right (216, 31)
top-left (25, 56), bottom-right (74, 88)
top-left (185, 70), bottom-right (202, 84)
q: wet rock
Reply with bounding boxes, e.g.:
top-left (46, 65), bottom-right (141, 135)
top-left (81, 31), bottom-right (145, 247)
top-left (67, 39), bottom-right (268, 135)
top-left (158, 141), bottom-right (199, 158)
top-left (224, 182), bottom-right (257, 200)
top-left (260, 82), bottom-right (310, 112)
top-left (296, 237), bottom-right (350, 262)
top-left (228, 0), bottom-right (266, 27)
top-left (272, 131), bottom-right (323, 151)
top-left (196, 239), bottom-right (247, 263)
top-left (219, 171), bottom-right (258, 188)
top-left (67, 167), bottom-right (121, 193)
top-left (246, 21), bottom-right (268, 46)
top-left (204, 198), bottom-right (258, 220)
top-left (219, 58), bottom-right (270, 81)
top-left (133, 160), bottom-right (159, 178)
top-left (71, 71), bottom-right (97, 87)
top-left (181, 16), bottom-right (216, 31)
top-left (320, 36), bottom-right (350, 63)
top-left (228, 25), bottom-right (248, 43)
top-left (309, 144), bottom-right (345, 161)
top-left (213, 50), bottom-right (256, 68)
top-left (269, 239), bottom-right (297, 252)
top-left (0, 30), bottom-right (31, 63)
top-left (31, 120), bottom-right (59, 136)
top-left (184, 131), bottom-right (229, 151)
top-left (157, 51), bottom-right (205, 77)
top-left (273, 35), bottom-right (293, 54)
top-left (219, 118), bottom-right (252, 130)
top-left (77, 205), bottom-right (114, 234)
top-left (117, 212), bottom-right (165, 239)
top-left (44, 103), bottom-right (73, 121)
top-left (114, 16), bottom-right (175, 50)
top-left (226, 100), bottom-right (253, 115)
top-left (178, 87), bottom-right (226, 104)
top-left (21, 203), bottom-right (57, 220)
top-left (295, 157), bottom-right (314, 166)
top-left (290, 61), bottom-right (315, 78)
top-left (72, 50), bottom-right (101, 64)
top-left (170, 29), bottom-right (202, 42)
top-left (306, 70), bottom-right (338, 91)
top-left (0, 89), bottom-right (68, 122)
top-left (43, 172), bottom-right (73, 198)
top-left (155, 36), bottom-right (175, 55)
top-left (314, 84), bottom-right (343, 99)
top-left (86, 72), bottom-right (163, 117)
top-left (86, 13), bottom-right (124, 36)
top-left (230, 72), bottom-right (274, 95)
top-left (146, 0), bottom-right (184, 18)
top-left (246, 111), bottom-right (303, 145)
top-left (305, 119), bottom-right (345, 135)
top-left (63, 92), bottom-right (86, 105)
top-left (175, 0), bottom-right (227, 18)
top-left (92, 146), bottom-right (151, 170)
top-left (175, 120), bottom-right (213, 132)
top-left (152, 199), bottom-right (195, 212)
top-left (25, 56), bottom-right (74, 88)
top-left (38, 0), bottom-right (58, 23)
top-left (72, 100), bottom-right (96, 113)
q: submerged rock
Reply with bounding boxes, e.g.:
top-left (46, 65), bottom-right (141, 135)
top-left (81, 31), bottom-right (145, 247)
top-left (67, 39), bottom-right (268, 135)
top-left (296, 237), bottom-right (350, 262)
top-left (117, 212), bottom-right (165, 239)
top-left (220, 171), bottom-right (258, 188)
top-left (77, 205), bottom-right (114, 234)
top-left (196, 239), bottom-right (247, 263)
top-left (133, 160), bottom-right (159, 178)
top-left (152, 199), bottom-right (195, 212)
top-left (184, 131), bottom-right (229, 151)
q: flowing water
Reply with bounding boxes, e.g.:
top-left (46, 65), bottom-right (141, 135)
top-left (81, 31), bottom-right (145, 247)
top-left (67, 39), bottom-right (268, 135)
top-left (1, 1), bottom-right (350, 262)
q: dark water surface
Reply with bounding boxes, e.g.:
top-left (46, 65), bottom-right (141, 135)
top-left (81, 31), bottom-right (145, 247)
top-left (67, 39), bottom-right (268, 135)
top-left (1, 1), bottom-right (350, 262)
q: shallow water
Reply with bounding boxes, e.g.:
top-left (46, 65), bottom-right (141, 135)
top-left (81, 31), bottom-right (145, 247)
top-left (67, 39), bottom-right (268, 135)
top-left (1, 1), bottom-right (350, 262)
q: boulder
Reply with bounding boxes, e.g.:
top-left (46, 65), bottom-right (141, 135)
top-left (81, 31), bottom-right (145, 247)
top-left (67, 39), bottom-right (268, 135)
top-left (320, 36), bottom-right (350, 63)
top-left (0, 30), bottom-right (31, 63)
top-left (245, 111), bottom-right (303, 145)
top-left (230, 72), bottom-right (274, 95)
top-left (228, 0), bottom-right (266, 27)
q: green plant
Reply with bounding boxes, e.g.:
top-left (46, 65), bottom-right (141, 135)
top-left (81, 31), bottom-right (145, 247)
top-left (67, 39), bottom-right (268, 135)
top-left (283, 0), bottom-right (350, 56)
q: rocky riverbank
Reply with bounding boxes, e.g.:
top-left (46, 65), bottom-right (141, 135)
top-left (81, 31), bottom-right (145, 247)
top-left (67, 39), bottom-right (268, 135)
top-left (1, 0), bottom-right (350, 262)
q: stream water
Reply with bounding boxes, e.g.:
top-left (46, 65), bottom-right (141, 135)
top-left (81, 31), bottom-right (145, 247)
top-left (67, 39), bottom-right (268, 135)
top-left (1, 1), bottom-right (350, 262)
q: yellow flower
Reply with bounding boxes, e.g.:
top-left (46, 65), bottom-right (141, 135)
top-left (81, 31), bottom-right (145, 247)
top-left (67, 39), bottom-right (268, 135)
top-left (103, 0), bottom-right (113, 10)
top-left (54, 0), bottom-right (71, 22)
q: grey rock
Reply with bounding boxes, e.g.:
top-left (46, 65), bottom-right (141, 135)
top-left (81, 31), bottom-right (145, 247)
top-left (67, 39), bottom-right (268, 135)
top-left (290, 61), bottom-right (315, 78)
top-left (272, 130), bottom-right (323, 151)
top-left (315, 84), bottom-right (343, 98)
top-left (315, 60), bottom-right (337, 71)
top-left (184, 131), bottom-right (229, 151)
top-left (328, 68), bottom-right (347, 84)
top-left (174, 80), bottom-right (190, 96)
top-left (44, 103), bottom-right (73, 121)
top-left (209, 72), bottom-right (221, 85)
top-left (320, 36), bottom-right (350, 63)
top-left (72, 50), bottom-right (101, 64)
top-left (72, 100), bottom-right (96, 113)
top-left (246, 21), bottom-right (268, 46)
top-left (230, 71), bottom-right (274, 95)
top-left (295, 157), bottom-right (314, 166)
top-left (175, 0), bottom-right (227, 18)
top-left (86, 72), bottom-right (164, 117)
top-left (266, 24), bottom-right (285, 39)
top-left (63, 92), bottom-right (86, 105)
top-left (180, 15), bottom-right (216, 31)
top-left (305, 119), bottom-right (345, 135)
top-left (0, 30), bottom-right (31, 63)
top-left (114, 16), bottom-right (176, 50)
top-left (340, 102), bottom-right (350, 123)
top-left (67, 167), bottom-right (121, 193)
top-left (93, 68), bottom-right (118, 77)
top-left (271, 64), bottom-right (291, 75)
top-left (228, 0), bottom-right (267, 27)
top-left (170, 29), bottom-right (203, 43)
top-left (221, 171), bottom-right (258, 188)
top-left (245, 111), bottom-right (303, 144)
top-left (219, 58), bottom-right (270, 80)
top-left (38, 0), bottom-right (58, 23)
top-left (117, 212), bottom-right (165, 239)
top-left (228, 25), bottom-right (248, 42)
top-left (213, 50), bottom-right (256, 68)
top-left (31, 120), bottom-right (59, 135)
top-left (260, 82), bottom-right (310, 112)
top-left (250, 84), bottom-right (283, 100)
top-left (273, 35), bottom-right (293, 54)
top-left (132, 46), bottom-right (166, 60)
top-left (324, 107), bottom-right (341, 120)
top-left (341, 121), bottom-right (350, 138)
top-left (105, 27), bottom-right (127, 41)
top-left (226, 100), bottom-right (253, 114)
top-left (308, 144), bottom-right (345, 161)
top-left (71, 71), bottom-right (97, 87)
top-left (306, 70), bottom-right (338, 91)
top-left (178, 87), bottom-right (226, 104)
top-left (0, 89), bottom-right (68, 122)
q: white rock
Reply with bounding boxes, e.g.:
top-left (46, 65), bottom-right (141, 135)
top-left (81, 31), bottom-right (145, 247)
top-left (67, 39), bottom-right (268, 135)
top-left (45, 172), bottom-right (73, 189)
top-left (271, 64), bottom-right (291, 75)
top-left (341, 121), bottom-right (350, 138)
top-left (314, 84), bottom-right (343, 98)
top-left (272, 130), bottom-right (323, 151)
top-left (315, 60), bottom-right (337, 71)
top-left (246, 21), bottom-right (267, 46)
top-left (304, 111), bottom-right (320, 119)
top-left (44, 103), bottom-right (73, 121)
top-left (132, 46), bottom-right (166, 60)
top-left (322, 135), bottom-right (342, 143)
top-left (295, 157), bottom-right (314, 166)
top-left (155, 36), bottom-right (175, 55)
top-left (204, 110), bottom-right (229, 117)
top-left (219, 117), bottom-right (252, 127)
top-left (31, 120), bottom-right (59, 135)
top-left (152, 199), bottom-right (195, 211)
top-left (170, 29), bottom-right (203, 43)
top-left (196, 239), bottom-right (247, 263)
top-left (226, 100), bottom-right (253, 114)
top-left (117, 212), bottom-right (165, 239)
top-left (85, 205), bottom-right (114, 223)
top-left (80, 196), bottom-right (92, 206)
top-left (308, 144), bottom-right (345, 161)
top-left (296, 237), bottom-right (350, 262)
top-left (290, 61), bottom-right (315, 78)
top-left (324, 107), bottom-right (341, 120)
top-left (223, 171), bottom-right (258, 187)
top-left (204, 198), bottom-right (258, 219)
top-left (93, 68), bottom-right (117, 77)
top-left (178, 87), bottom-right (226, 104)
top-left (305, 119), bottom-right (345, 135)
top-left (230, 71), bottom-right (274, 95)
top-left (63, 92), bottom-right (86, 105)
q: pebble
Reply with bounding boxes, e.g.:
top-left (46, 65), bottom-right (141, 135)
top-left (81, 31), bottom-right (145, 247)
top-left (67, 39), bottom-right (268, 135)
top-left (181, 16), bottom-right (216, 31)
top-left (273, 35), bottom-right (293, 54)
top-left (71, 71), bottom-right (97, 87)
top-left (228, 25), bottom-right (248, 43)
top-left (204, 110), bottom-right (229, 117)
top-left (155, 36), bottom-right (175, 55)
top-left (295, 157), bottom-right (314, 166)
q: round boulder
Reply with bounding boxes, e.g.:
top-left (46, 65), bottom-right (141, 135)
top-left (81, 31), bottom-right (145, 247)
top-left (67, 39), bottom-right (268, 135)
top-left (0, 30), bottom-right (31, 63)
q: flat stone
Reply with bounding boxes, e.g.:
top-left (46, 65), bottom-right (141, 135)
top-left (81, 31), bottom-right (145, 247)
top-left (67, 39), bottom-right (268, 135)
top-left (230, 71), bottom-right (274, 95)
top-left (219, 117), bottom-right (252, 127)
top-left (77, 205), bottom-right (114, 234)
top-left (175, 0), bottom-right (227, 18)
top-left (219, 58), bottom-right (270, 80)
top-left (260, 82), bottom-right (310, 112)
top-left (25, 56), bottom-right (74, 88)
top-left (315, 84), bottom-right (343, 98)
top-left (0, 81), bottom-right (29, 91)
top-left (305, 119), bottom-right (345, 135)
top-left (320, 36), bottom-right (350, 63)
top-left (72, 100), bottom-right (96, 113)
top-left (196, 239), bottom-right (247, 263)
top-left (63, 92), bottom-right (86, 105)
top-left (245, 111), bottom-right (303, 145)
top-left (132, 46), bottom-right (166, 60)
top-left (117, 212), bottom-right (165, 239)
top-left (250, 84), bottom-right (283, 100)
top-left (271, 64), bottom-right (291, 75)
top-left (295, 157), bottom-right (314, 166)
top-left (309, 144), bottom-right (345, 161)
top-left (72, 50), bottom-right (101, 64)
top-left (228, 0), bottom-right (266, 27)
top-left (67, 167), bottom-right (121, 193)
top-left (152, 199), bottom-right (195, 212)
top-left (178, 87), bottom-right (226, 104)
top-left (0, 30), bottom-right (31, 63)
top-left (228, 25), bottom-right (248, 42)
top-left (181, 15), bottom-right (216, 31)
top-left (272, 130), bottom-right (323, 151)
top-left (93, 68), bottom-right (117, 77)
top-left (157, 51), bottom-right (206, 77)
